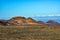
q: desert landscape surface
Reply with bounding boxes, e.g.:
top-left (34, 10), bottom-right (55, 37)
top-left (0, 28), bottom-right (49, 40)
top-left (0, 16), bottom-right (60, 40)
top-left (0, 0), bottom-right (60, 40)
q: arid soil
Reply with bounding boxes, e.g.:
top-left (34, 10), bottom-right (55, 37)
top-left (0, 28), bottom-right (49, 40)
top-left (0, 24), bottom-right (60, 40)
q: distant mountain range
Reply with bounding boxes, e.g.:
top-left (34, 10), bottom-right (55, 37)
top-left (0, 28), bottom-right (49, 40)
top-left (32, 16), bottom-right (60, 23)
top-left (0, 16), bottom-right (60, 26)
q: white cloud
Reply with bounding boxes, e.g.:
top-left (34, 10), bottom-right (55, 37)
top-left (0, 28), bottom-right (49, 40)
top-left (36, 14), bottom-right (60, 17)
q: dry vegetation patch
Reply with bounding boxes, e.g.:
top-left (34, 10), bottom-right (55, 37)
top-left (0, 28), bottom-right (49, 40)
top-left (0, 24), bottom-right (60, 40)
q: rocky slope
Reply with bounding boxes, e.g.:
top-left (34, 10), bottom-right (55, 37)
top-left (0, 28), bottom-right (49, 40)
top-left (8, 16), bottom-right (37, 25)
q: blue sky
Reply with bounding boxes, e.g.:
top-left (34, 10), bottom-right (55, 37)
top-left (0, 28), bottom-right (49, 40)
top-left (0, 0), bottom-right (60, 19)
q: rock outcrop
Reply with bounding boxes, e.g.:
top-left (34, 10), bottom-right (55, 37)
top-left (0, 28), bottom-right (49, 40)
top-left (26, 17), bottom-right (37, 24)
top-left (8, 16), bottom-right (26, 25)
top-left (8, 16), bottom-right (37, 25)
